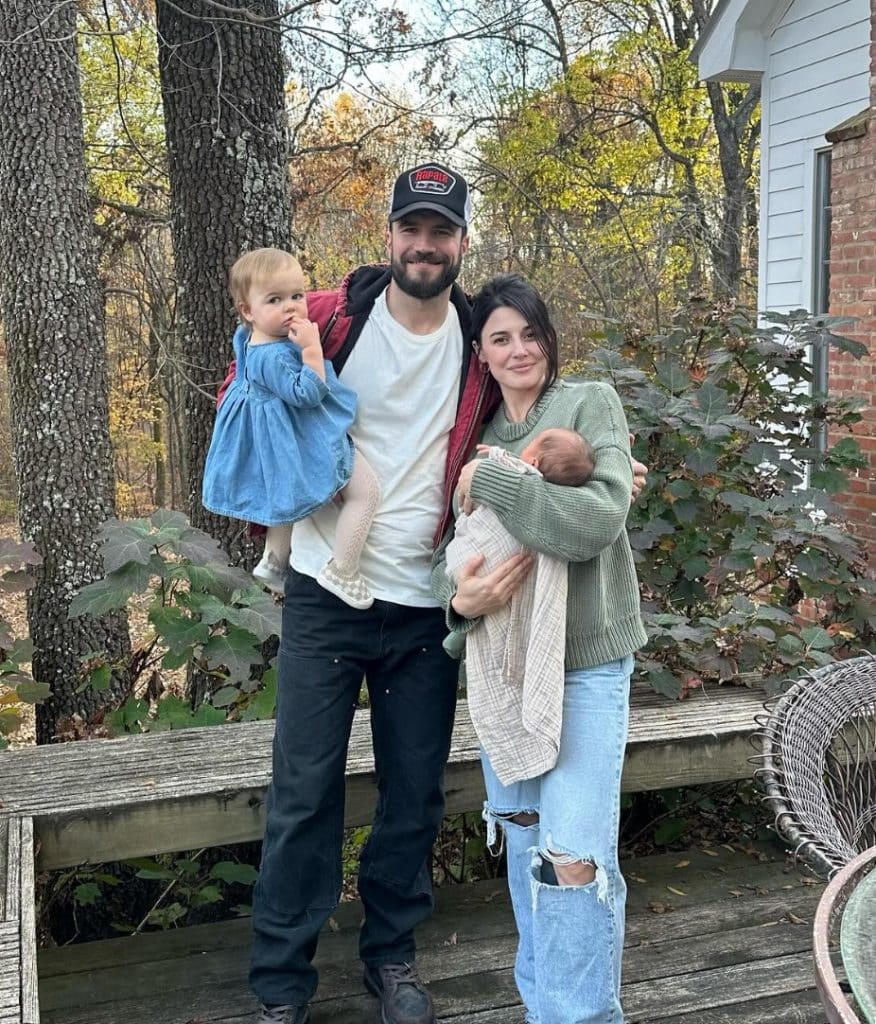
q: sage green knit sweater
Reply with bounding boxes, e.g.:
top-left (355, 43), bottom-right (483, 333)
top-left (432, 380), bottom-right (648, 669)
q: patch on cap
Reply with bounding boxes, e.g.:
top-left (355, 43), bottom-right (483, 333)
top-left (409, 166), bottom-right (457, 196)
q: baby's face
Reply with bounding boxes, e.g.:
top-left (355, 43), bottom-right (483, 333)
top-left (240, 263), bottom-right (308, 340)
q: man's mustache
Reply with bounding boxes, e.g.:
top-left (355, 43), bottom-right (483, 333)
top-left (404, 253), bottom-right (446, 264)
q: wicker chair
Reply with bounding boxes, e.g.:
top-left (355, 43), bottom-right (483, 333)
top-left (756, 653), bottom-right (876, 878)
top-left (755, 654), bottom-right (876, 1024)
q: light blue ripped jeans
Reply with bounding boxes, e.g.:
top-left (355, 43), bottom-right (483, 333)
top-left (481, 655), bottom-right (633, 1024)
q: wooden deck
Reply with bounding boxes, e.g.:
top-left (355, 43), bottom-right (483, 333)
top-left (37, 843), bottom-right (829, 1024)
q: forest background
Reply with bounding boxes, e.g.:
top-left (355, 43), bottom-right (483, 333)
top-left (0, 0), bottom-right (873, 754)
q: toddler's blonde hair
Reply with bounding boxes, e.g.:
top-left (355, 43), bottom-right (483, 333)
top-left (229, 248), bottom-right (301, 307)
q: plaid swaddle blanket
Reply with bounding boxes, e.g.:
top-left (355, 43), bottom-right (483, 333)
top-left (445, 447), bottom-right (568, 785)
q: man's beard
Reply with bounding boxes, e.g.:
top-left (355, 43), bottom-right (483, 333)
top-left (390, 251), bottom-right (463, 300)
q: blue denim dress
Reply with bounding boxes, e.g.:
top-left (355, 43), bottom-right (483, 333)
top-left (202, 324), bottom-right (356, 526)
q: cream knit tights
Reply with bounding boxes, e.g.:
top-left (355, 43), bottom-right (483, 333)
top-left (333, 447), bottom-right (380, 576)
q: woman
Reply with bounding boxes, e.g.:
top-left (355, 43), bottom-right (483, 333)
top-left (432, 274), bottom-right (648, 1024)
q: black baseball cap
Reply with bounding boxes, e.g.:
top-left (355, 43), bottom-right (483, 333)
top-left (388, 163), bottom-right (472, 228)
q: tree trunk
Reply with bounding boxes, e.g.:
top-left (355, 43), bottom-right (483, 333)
top-left (0, 0), bottom-right (131, 743)
top-left (706, 80), bottom-right (761, 299)
top-left (156, 0), bottom-right (292, 565)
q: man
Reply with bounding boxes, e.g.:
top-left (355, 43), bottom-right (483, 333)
top-left (250, 163), bottom-right (492, 1024)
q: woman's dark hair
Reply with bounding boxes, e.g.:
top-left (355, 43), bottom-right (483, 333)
top-left (469, 274), bottom-right (559, 399)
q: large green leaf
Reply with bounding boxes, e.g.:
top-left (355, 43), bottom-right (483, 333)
top-left (149, 607), bottom-right (211, 654)
top-left (175, 591), bottom-right (232, 626)
top-left (5, 637), bottom-right (33, 663)
top-left (654, 358), bottom-right (688, 393)
top-left (15, 680), bottom-right (52, 703)
top-left (800, 626), bottom-right (835, 652)
top-left (0, 570), bottom-right (37, 594)
top-left (69, 559), bottom-right (154, 617)
top-left (240, 668), bottom-right (278, 721)
top-left (0, 538), bottom-right (41, 567)
top-left (176, 527), bottom-right (228, 566)
top-left (230, 590), bottom-right (282, 641)
top-left (210, 861), bottom-right (259, 884)
top-left (150, 509), bottom-right (190, 532)
top-left (99, 519), bottom-right (155, 573)
top-left (684, 449), bottom-right (718, 475)
top-left (202, 626), bottom-right (263, 683)
top-left (182, 562), bottom-right (254, 598)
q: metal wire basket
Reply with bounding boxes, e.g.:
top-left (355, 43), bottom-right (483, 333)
top-left (754, 653), bottom-right (876, 878)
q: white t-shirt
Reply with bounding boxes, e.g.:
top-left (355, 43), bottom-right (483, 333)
top-left (290, 287), bottom-right (463, 606)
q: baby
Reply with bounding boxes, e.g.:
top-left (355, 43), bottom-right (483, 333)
top-left (489, 426), bottom-right (594, 488)
top-left (443, 426), bottom-right (594, 660)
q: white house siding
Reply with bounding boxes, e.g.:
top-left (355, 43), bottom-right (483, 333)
top-left (761, 0), bottom-right (870, 312)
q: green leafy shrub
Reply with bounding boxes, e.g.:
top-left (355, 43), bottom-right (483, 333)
top-left (40, 847), bottom-right (259, 942)
top-left (576, 302), bottom-right (874, 696)
top-left (0, 538), bottom-right (46, 748)
top-left (69, 509), bottom-right (280, 732)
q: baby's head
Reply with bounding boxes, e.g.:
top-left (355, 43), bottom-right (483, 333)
top-left (229, 248), bottom-right (306, 337)
top-left (521, 428), bottom-right (594, 486)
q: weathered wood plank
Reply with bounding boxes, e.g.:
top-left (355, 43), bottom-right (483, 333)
top-left (19, 819), bottom-right (38, 1024)
top-left (0, 817), bottom-right (39, 1024)
top-left (624, 951), bottom-right (820, 1019)
top-left (643, 991), bottom-right (828, 1024)
top-left (37, 843), bottom-right (825, 1024)
top-left (0, 686), bottom-right (767, 869)
top-left (448, 990), bottom-right (826, 1024)
top-left (0, 818), bottom-right (17, 927)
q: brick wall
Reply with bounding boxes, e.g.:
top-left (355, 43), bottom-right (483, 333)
top-left (826, 4), bottom-right (876, 551)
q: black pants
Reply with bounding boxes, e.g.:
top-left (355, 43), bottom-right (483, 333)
top-left (250, 570), bottom-right (459, 1005)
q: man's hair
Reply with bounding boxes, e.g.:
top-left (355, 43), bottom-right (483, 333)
top-left (228, 248), bottom-right (300, 306)
top-left (534, 428), bottom-right (595, 487)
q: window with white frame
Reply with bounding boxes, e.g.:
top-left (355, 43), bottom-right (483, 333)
top-left (811, 149), bottom-right (831, 450)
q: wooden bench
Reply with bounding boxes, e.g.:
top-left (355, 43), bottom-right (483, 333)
top-left (0, 685), bottom-right (765, 869)
top-left (0, 818), bottom-right (38, 1024)
top-left (1, 684), bottom-right (813, 1023)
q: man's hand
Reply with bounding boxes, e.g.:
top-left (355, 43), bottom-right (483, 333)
top-left (450, 552), bottom-right (534, 619)
top-left (630, 434), bottom-right (648, 500)
top-left (455, 460), bottom-right (480, 515)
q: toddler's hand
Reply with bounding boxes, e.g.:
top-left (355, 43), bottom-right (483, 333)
top-left (288, 314), bottom-right (321, 351)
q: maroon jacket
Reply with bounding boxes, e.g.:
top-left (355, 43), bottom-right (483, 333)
top-left (218, 264), bottom-right (500, 545)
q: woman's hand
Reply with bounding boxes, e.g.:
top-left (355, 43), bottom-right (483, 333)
top-left (455, 460), bottom-right (480, 515)
top-left (450, 551), bottom-right (534, 619)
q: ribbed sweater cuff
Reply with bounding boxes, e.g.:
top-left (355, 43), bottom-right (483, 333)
top-left (470, 459), bottom-right (521, 517)
top-left (446, 603), bottom-right (482, 636)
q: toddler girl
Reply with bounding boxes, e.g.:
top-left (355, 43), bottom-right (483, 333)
top-left (202, 248), bottom-right (380, 609)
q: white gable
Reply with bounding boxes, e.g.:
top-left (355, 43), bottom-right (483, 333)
top-left (695, 0), bottom-right (871, 313)
top-left (693, 0), bottom-right (789, 82)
